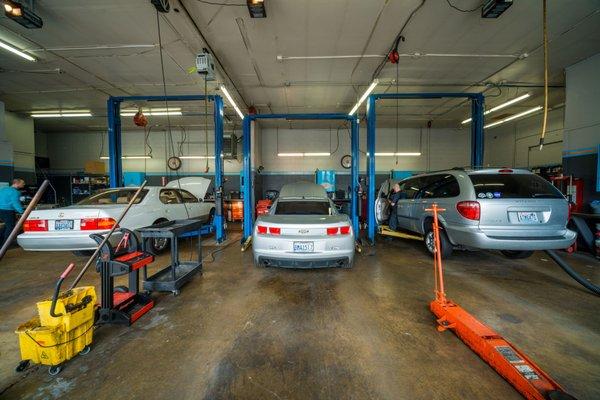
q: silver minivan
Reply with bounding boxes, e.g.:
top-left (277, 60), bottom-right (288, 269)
top-left (375, 168), bottom-right (577, 259)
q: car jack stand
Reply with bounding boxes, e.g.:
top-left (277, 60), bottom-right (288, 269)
top-left (91, 228), bottom-right (155, 325)
top-left (426, 204), bottom-right (577, 400)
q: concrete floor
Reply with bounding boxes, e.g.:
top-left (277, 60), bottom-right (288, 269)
top-left (0, 231), bottom-right (598, 399)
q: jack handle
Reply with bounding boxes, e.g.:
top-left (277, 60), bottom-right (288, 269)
top-left (50, 263), bottom-right (76, 317)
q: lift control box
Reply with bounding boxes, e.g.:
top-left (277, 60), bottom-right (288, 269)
top-left (196, 53), bottom-right (215, 81)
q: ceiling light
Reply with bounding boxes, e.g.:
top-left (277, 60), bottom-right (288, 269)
top-left (3, 0), bottom-right (43, 28)
top-left (277, 152), bottom-right (331, 157)
top-left (374, 152), bottom-right (421, 156)
top-left (247, 0), bottom-right (266, 18)
top-left (31, 110), bottom-right (92, 118)
top-left (348, 79), bottom-right (379, 116)
top-left (0, 39), bottom-right (36, 61)
top-left (220, 85), bottom-right (245, 120)
top-left (484, 106), bottom-right (543, 129)
top-left (179, 155), bottom-right (216, 159)
top-left (100, 155), bottom-right (152, 160)
top-left (462, 93), bottom-right (530, 124)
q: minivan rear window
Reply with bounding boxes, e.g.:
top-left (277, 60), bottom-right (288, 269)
top-left (275, 201), bottom-right (330, 215)
top-left (468, 174), bottom-right (563, 199)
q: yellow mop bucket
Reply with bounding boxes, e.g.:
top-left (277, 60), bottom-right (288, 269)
top-left (15, 263), bottom-right (97, 375)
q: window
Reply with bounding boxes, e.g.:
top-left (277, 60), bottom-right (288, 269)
top-left (468, 173), bottom-right (563, 199)
top-left (401, 178), bottom-right (424, 199)
top-left (77, 189), bottom-right (148, 205)
top-left (420, 175), bottom-right (460, 199)
top-left (274, 200), bottom-right (331, 215)
top-left (179, 190), bottom-right (198, 203)
top-left (159, 189), bottom-right (182, 204)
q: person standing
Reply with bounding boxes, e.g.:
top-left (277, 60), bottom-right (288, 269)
top-left (388, 183), bottom-right (404, 231)
top-left (0, 178), bottom-right (25, 247)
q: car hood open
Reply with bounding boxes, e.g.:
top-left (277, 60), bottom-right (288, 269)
top-left (166, 177), bottom-right (211, 200)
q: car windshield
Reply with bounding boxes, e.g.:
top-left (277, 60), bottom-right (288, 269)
top-left (77, 189), bottom-right (149, 205)
top-left (274, 200), bottom-right (331, 215)
top-left (468, 174), bottom-right (563, 199)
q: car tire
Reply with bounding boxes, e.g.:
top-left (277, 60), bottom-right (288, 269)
top-left (501, 250), bottom-right (534, 259)
top-left (147, 219), bottom-right (170, 254)
top-left (72, 250), bottom-right (94, 257)
top-left (424, 227), bottom-right (453, 259)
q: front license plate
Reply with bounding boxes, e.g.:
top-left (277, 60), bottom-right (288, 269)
top-left (517, 212), bottom-right (539, 223)
top-left (293, 241), bottom-right (314, 253)
top-left (55, 220), bottom-right (74, 230)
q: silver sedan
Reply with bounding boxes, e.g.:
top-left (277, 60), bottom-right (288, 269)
top-left (252, 182), bottom-right (355, 268)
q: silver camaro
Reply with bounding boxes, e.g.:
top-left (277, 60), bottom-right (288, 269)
top-left (252, 182), bottom-right (355, 268)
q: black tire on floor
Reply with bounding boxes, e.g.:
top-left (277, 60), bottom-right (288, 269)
top-left (72, 250), bottom-right (94, 257)
top-left (501, 250), bottom-right (534, 259)
top-left (424, 226), bottom-right (453, 259)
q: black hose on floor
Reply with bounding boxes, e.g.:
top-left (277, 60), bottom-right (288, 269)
top-left (545, 250), bottom-right (600, 296)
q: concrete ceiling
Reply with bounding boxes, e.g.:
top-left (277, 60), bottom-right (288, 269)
top-left (0, 0), bottom-right (599, 132)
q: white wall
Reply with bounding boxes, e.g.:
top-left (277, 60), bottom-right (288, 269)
top-left (484, 107), bottom-right (564, 168)
top-left (564, 52), bottom-right (600, 152)
top-left (4, 111), bottom-right (35, 173)
top-left (46, 129), bottom-right (243, 174)
top-left (259, 127), bottom-right (470, 173)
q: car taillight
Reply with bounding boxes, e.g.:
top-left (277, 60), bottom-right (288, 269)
top-left (339, 226), bottom-right (351, 235)
top-left (327, 227), bottom-right (338, 235)
top-left (327, 226), bottom-right (351, 235)
top-left (456, 201), bottom-right (480, 221)
top-left (268, 227), bottom-right (281, 235)
top-left (257, 225), bottom-right (267, 235)
top-left (80, 218), bottom-right (117, 230)
top-left (498, 169), bottom-right (513, 173)
top-left (23, 219), bottom-right (48, 232)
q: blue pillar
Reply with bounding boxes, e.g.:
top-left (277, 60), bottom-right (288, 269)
top-left (213, 95), bottom-right (226, 243)
top-left (242, 116), bottom-right (253, 241)
top-left (471, 94), bottom-right (485, 167)
top-left (350, 117), bottom-right (359, 239)
top-left (366, 95), bottom-right (377, 244)
top-left (107, 97), bottom-right (122, 187)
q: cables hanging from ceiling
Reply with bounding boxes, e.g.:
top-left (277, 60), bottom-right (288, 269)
top-left (539, 0), bottom-right (549, 150)
top-left (445, 0), bottom-right (482, 13)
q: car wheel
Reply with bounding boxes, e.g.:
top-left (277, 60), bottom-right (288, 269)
top-left (147, 219), bottom-right (170, 254)
top-left (424, 228), bottom-right (453, 259)
top-left (501, 250), bottom-right (534, 259)
top-left (72, 250), bottom-right (94, 257)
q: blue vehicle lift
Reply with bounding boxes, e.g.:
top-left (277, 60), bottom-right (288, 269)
top-left (365, 92), bottom-right (485, 244)
top-left (242, 113), bottom-right (360, 243)
top-left (106, 94), bottom-right (226, 243)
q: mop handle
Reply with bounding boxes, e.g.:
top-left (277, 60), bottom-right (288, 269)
top-left (68, 181), bottom-right (147, 290)
top-left (0, 180), bottom-right (50, 262)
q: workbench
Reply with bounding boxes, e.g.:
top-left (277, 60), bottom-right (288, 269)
top-left (138, 219), bottom-right (203, 296)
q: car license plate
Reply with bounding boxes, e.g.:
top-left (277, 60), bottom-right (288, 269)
top-left (517, 212), bottom-right (539, 223)
top-left (55, 220), bottom-right (74, 230)
top-left (293, 241), bottom-right (314, 253)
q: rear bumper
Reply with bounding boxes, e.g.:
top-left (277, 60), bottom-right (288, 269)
top-left (252, 234), bottom-right (355, 268)
top-left (17, 230), bottom-right (120, 251)
top-left (446, 225), bottom-right (577, 250)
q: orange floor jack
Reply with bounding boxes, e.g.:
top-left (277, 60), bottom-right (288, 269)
top-left (427, 204), bottom-right (577, 400)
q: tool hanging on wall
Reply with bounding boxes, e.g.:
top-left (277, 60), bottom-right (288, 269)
top-left (427, 203), bottom-right (577, 400)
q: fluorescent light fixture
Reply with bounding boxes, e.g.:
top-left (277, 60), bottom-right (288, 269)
top-left (120, 108), bottom-right (182, 117)
top-left (348, 79), bottom-right (378, 116)
top-left (179, 155), bottom-right (216, 159)
top-left (31, 110), bottom-right (92, 118)
top-left (0, 39), bottom-right (36, 61)
top-left (484, 106), bottom-right (543, 129)
top-left (277, 152), bottom-right (331, 157)
top-left (100, 155), bottom-right (152, 160)
top-left (462, 93), bottom-right (531, 124)
top-left (374, 152), bottom-right (421, 156)
top-left (220, 85), bottom-right (245, 120)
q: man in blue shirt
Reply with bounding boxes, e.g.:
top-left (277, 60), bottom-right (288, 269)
top-left (0, 178), bottom-right (25, 247)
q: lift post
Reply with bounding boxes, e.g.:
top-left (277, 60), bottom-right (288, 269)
top-left (365, 92), bottom-right (485, 244)
top-left (427, 204), bottom-right (576, 400)
top-left (242, 113), bottom-right (360, 243)
top-left (106, 94), bottom-right (226, 243)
